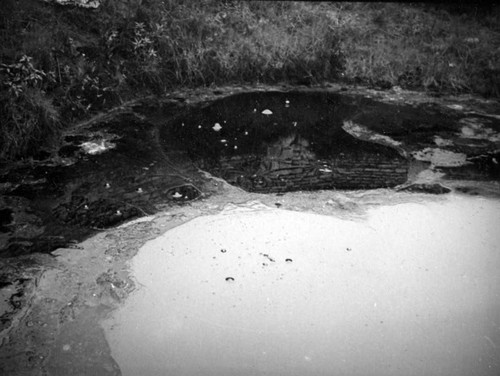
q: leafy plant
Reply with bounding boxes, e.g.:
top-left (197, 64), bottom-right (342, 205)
top-left (0, 55), bottom-right (60, 160)
top-left (0, 55), bottom-right (51, 96)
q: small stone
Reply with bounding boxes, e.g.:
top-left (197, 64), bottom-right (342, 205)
top-left (62, 344), bottom-right (71, 352)
top-left (213, 123), bottom-right (222, 131)
top-left (261, 109), bottom-right (273, 115)
top-left (220, 249), bottom-right (227, 253)
top-left (225, 277), bottom-right (234, 282)
top-left (285, 258), bottom-right (293, 263)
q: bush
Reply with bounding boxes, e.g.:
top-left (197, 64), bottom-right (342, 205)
top-left (103, 1), bottom-right (345, 88)
top-left (0, 55), bottom-right (60, 160)
top-left (1, 1), bottom-right (499, 160)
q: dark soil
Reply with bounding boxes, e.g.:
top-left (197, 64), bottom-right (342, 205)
top-left (1, 85), bottom-right (499, 258)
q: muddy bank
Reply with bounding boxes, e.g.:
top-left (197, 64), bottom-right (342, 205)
top-left (1, 84), bottom-right (500, 257)
top-left (1, 84), bottom-right (500, 375)
top-left (1, 182), bottom-right (500, 376)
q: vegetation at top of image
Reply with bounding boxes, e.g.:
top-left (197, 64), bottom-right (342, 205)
top-left (1, 0), bottom-right (499, 160)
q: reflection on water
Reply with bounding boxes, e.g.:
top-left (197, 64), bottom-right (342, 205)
top-left (102, 194), bottom-right (500, 376)
top-left (161, 92), bottom-right (410, 192)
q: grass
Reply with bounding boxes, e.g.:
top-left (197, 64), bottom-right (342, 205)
top-left (0, 0), bottom-right (499, 160)
top-left (336, 3), bottom-right (500, 95)
top-left (0, 87), bottom-right (61, 160)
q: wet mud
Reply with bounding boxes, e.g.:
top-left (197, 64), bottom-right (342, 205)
top-left (1, 86), bottom-right (499, 257)
top-left (0, 84), bottom-right (500, 375)
top-left (162, 90), bottom-right (500, 193)
top-left (104, 195), bottom-right (500, 376)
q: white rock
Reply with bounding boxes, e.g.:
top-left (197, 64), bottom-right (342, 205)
top-left (212, 123), bottom-right (222, 131)
top-left (261, 109), bottom-right (273, 115)
top-left (80, 140), bottom-right (115, 155)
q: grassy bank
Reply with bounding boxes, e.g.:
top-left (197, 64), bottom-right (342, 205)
top-left (1, 0), bottom-right (499, 160)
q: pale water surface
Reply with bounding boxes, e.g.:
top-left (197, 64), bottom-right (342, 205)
top-left (102, 194), bottom-right (500, 376)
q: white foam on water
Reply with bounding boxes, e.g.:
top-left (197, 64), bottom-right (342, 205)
top-left (102, 194), bottom-right (500, 376)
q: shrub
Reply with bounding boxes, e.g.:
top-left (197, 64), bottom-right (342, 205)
top-left (1, 1), bottom-right (499, 160)
top-left (0, 55), bottom-right (60, 160)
